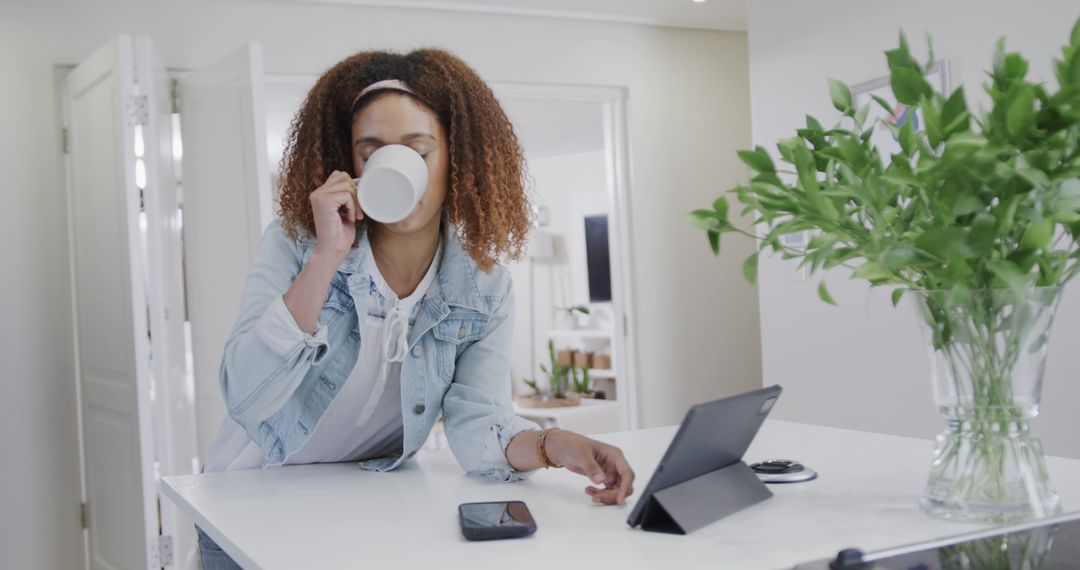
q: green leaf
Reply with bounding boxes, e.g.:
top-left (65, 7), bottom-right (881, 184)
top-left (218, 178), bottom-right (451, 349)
top-left (737, 147), bottom-right (775, 173)
top-left (891, 288), bottom-right (906, 307)
top-left (891, 67), bottom-right (932, 105)
top-left (818, 281), bottom-right (837, 305)
top-left (1050, 211), bottom-right (1080, 223)
top-left (923, 101), bottom-right (943, 148)
top-left (777, 136), bottom-right (803, 163)
top-left (1006, 87), bottom-right (1036, 137)
top-left (871, 94), bottom-right (895, 116)
top-left (947, 132), bottom-right (988, 148)
top-left (852, 261), bottom-right (894, 281)
top-left (885, 32), bottom-right (919, 70)
top-left (1016, 165), bottom-right (1050, 188)
top-left (828, 79), bottom-right (853, 114)
top-left (916, 228), bottom-right (974, 258)
top-left (924, 33), bottom-right (937, 70)
top-left (987, 259), bottom-right (1030, 293)
top-left (713, 196), bottom-right (730, 220)
top-left (881, 246), bottom-right (918, 270)
top-left (941, 87), bottom-right (970, 134)
top-left (708, 230), bottom-right (720, 256)
top-left (808, 232), bottom-right (841, 249)
top-left (1003, 52), bottom-right (1030, 81)
top-left (1067, 51), bottom-right (1080, 85)
top-left (742, 252), bottom-right (759, 284)
top-left (952, 194), bottom-right (983, 216)
top-left (970, 213), bottom-right (997, 253)
top-left (1021, 219), bottom-right (1053, 250)
top-left (793, 145), bottom-right (820, 197)
top-left (898, 119), bottom-right (917, 156)
top-left (686, 210), bottom-right (722, 231)
top-left (854, 104), bottom-right (870, 127)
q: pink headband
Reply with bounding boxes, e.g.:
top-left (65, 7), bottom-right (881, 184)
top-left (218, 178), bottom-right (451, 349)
top-left (351, 79), bottom-right (416, 110)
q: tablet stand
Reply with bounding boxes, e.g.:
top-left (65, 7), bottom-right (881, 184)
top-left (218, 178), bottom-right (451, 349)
top-left (639, 461), bottom-right (773, 535)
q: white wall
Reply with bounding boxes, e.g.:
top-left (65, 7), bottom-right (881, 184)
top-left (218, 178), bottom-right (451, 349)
top-left (0, 25), bottom-right (84, 569)
top-left (747, 0), bottom-right (1080, 458)
top-left (0, 1), bottom-right (757, 565)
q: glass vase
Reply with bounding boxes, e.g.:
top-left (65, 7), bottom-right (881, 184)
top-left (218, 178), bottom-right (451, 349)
top-left (912, 287), bottom-right (1064, 523)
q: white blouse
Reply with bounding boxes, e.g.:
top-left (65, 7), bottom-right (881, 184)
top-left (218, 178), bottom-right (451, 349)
top-left (203, 238), bottom-right (442, 472)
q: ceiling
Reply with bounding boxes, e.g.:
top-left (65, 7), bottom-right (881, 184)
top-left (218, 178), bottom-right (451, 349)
top-left (280, 0), bottom-right (747, 31)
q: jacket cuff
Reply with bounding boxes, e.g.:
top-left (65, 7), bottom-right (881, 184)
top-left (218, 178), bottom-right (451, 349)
top-left (255, 295), bottom-right (329, 365)
top-left (478, 414), bottom-right (543, 482)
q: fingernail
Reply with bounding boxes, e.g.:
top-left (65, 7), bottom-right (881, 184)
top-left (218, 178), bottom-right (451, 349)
top-left (592, 474), bottom-right (604, 484)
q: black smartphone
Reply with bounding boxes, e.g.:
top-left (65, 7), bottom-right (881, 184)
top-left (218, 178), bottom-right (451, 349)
top-left (458, 501), bottom-right (537, 541)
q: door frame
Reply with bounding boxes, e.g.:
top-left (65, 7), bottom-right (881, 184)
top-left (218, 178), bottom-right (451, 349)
top-left (59, 34), bottom-right (160, 570)
top-left (490, 81), bottom-right (640, 430)
top-left (55, 60), bottom-right (91, 570)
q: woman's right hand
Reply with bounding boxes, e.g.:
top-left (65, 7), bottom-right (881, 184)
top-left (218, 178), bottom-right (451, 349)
top-left (309, 170), bottom-right (363, 260)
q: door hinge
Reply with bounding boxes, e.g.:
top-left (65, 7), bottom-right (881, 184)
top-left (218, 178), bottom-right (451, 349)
top-left (126, 94), bottom-right (149, 126)
top-left (150, 534), bottom-right (174, 567)
top-left (62, 128), bottom-right (70, 154)
top-left (80, 502), bottom-right (88, 529)
top-left (170, 79), bottom-right (180, 114)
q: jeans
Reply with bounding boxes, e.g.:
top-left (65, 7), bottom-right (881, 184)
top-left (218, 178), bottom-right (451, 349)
top-left (196, 525), bottom-right (243, 570)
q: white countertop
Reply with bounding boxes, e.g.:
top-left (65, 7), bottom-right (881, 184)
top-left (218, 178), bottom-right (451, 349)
top-left (161, 420), bottom-right (1080, 570)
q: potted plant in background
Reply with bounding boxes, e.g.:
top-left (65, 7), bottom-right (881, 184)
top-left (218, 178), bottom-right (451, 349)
top-left (519, 340), bottom-right (583, 408)
top-left (570, 364), bottom-right (595, 398)
top-left (554, 304), bottom-right (591, 330)
top-left (690, 20), bottom-right (1080, 523)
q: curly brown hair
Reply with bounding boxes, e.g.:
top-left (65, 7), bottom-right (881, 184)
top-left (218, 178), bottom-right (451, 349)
top-left (276, 48), bottom-right (531, 271)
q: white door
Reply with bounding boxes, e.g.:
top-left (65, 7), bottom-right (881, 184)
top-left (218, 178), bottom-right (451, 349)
top-left (63, 35), bottom-right (158, 570)
top-left (135, 36), bottom-right (200, 570)
top-left (178, 43), bottom-right (273, 460)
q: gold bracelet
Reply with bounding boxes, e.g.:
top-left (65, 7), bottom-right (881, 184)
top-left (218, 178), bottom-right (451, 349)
top-left (537, 428), bottom-right (562, 469)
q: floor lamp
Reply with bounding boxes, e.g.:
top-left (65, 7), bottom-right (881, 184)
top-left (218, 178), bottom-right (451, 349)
top-left (526, 229), bottom-right (556, 381)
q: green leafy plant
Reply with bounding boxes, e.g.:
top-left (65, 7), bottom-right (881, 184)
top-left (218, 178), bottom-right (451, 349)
top-left (570, 364), bottom-right (592, 394)
top-left (690, 21), bottom-right (1080, 305)
top-left (522, 377), bottom-right (542, 396)
top-left (690, 19), bottom-right (1080, 521)
top-left (538, 339), bottom-right (570, 397)
top-left (535, 340), bottom-right (594, 396)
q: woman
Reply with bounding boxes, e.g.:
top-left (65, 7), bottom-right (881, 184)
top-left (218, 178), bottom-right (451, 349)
top-left (196, 48), bottom-right (635, 567)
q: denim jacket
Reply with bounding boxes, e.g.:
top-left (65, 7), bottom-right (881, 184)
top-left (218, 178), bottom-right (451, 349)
top-left (218, 217), bottom-right (540, 481)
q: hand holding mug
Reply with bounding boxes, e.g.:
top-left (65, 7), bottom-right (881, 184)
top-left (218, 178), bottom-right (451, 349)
top-left (309, 170), bottom-right (363, 259)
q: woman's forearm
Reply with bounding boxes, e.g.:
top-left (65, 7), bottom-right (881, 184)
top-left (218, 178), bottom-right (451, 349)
top-left (282, 250), bottom-right (342, 334)
top-left (505, 430), bottom-right (546, 472)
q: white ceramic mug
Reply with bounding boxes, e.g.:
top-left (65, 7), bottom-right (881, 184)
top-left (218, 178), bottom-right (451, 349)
top-left (354, 144), bottom-right (429, 223)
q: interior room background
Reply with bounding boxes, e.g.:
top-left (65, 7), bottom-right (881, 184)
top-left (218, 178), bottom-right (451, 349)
top-left (1, 1), bottom-right (755, 568)
top-left (7, 0), bottom-right (1080, 568)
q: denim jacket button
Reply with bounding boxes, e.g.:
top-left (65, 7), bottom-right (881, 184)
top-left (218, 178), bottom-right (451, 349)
top-left (412, 346), bottom-right (423, 358)
top-left (413, 404), bottom-right (426, 415)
